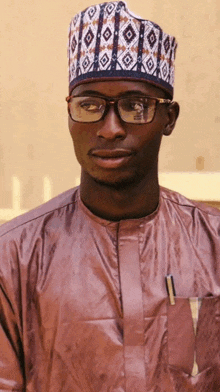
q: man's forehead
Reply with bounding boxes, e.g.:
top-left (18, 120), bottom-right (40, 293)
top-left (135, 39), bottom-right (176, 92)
top-left (71, 80), bottom-right (166, 98)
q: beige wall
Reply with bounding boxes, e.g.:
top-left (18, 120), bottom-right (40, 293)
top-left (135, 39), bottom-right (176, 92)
top-left (1, 0), bottom-right (220, 223)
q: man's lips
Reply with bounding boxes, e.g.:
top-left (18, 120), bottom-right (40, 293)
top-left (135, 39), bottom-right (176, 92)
top-left (90, 149), bottom-right (134, 158)
top-left (89, 149), bottom-right (134, 169)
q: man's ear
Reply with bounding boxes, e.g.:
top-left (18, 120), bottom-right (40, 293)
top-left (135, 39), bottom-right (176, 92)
top-left (163, 101), bottom-right (180, 136)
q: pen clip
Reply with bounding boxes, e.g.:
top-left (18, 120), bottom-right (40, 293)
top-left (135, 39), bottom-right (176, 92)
top-left (165, 274), bottom-right (176, 305)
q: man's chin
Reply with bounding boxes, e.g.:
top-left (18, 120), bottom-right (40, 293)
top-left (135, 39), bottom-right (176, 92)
top-left (92, 173), bottom-right (139, 190)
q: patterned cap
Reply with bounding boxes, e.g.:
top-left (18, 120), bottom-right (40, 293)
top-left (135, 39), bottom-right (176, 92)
top-left (68, 1), bottom-right (177, 97)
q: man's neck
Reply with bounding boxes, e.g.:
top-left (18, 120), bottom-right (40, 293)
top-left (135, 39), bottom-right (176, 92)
top-left (80, 172), bottom-right (160, 221)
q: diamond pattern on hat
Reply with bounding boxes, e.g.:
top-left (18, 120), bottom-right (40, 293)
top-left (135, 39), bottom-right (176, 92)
top-left (122, 52), bottom-right (134, 68)
top-left (84, 28), bottom-right (95, 48)
top-left (71, 36), bottom-right (77, 54)
top-left (106, 2), bottom-right (116, 15)
top-left (82, 56), bottom-right (91, 71)
top-left (147, 29), bottom-right (157, 49)
top-left (162, 63), bottom-right (168, 78)
top-left (70, 64), bottom-right (75, 79)
top-left (164, 36), bottom-right (170, 54)
top-left (103, 27), bottom-right (112, 42)
top-left (123, 24), bottom-right (137, 44)
top-left (119, 17), bottom-right (139, 47)
top-left (100, 53), bottom-right (110, 68)
top-left (146, 57), bottom-right (155, 72)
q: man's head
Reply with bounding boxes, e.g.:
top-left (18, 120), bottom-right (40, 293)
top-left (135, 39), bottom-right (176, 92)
top-left (67, 2), bottom-right (179, 190)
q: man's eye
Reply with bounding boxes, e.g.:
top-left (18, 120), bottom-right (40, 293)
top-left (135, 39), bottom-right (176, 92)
top-left (124, 100), bottom-right (146, 112)
top-left (79, 101), bottom-right (102, 112)
top-left (132, 102), bottom-right (144, 112)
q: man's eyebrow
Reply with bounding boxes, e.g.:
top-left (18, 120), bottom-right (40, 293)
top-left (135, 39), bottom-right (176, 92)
top-left (72, 90), bottom-right (106, 97)
top-left (72, 90), bottom-right (149, 98)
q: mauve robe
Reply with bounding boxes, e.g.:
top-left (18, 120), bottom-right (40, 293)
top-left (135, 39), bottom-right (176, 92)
top-left (1, 186), bottom-right (220, 391)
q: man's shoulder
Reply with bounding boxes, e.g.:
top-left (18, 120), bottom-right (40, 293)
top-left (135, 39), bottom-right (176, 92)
top-left (160, 186), bottom-right (220, 217)
top-left (0, 187), bottom-right (79, 239)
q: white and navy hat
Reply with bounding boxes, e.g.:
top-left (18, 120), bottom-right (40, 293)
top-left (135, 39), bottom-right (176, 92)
top-left (68, 1), bottom-right (177, 97)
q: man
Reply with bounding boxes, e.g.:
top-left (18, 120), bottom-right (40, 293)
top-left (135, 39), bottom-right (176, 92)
top-left (1, 1), bottom-right (220, 391)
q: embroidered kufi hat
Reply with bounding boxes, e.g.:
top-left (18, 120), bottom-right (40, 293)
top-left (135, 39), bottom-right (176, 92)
top-left (68, 1), bottom-right (177, 98)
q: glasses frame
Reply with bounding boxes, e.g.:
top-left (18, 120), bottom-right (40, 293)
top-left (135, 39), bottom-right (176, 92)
top-left (65, 94), bottom-right (172, 124)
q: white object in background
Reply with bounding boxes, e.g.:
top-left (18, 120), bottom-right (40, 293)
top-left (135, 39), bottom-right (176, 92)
top-left (0, 176), bottom-right (52, 222)
top-left (159, 172), bottom-right (220, 201)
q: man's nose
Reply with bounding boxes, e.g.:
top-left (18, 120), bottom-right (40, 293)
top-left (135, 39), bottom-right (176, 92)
top-left (96, 106), bottom-right (126, 140)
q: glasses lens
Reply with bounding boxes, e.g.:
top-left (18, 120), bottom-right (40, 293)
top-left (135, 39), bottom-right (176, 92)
top-left (68, 96), bottom-right (106, 122)
top-left (118, 97), bottom-right (156, 124)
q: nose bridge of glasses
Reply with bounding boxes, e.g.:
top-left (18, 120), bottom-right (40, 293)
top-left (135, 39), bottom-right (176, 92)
top-left (97, 98), bottom-right (126, 139)
top-left (103, 97), bottom-right (121, 120)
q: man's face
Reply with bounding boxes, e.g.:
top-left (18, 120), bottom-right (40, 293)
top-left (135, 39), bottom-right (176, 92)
top-left (68, 80), bottom-right (176, 188)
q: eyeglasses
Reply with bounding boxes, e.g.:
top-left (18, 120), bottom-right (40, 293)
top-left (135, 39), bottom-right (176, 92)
top-left (66, 94), bottom-right (172, 124)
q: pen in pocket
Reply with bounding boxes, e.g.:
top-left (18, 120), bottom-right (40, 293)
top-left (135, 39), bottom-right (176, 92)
top-left (165, 274), bottom-right (176, 305)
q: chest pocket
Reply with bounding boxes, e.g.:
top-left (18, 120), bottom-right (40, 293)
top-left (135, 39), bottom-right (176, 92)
top-left (167, 296), bottom-right (220, 376)
top-left (196, 296), bottom-right (220, 372)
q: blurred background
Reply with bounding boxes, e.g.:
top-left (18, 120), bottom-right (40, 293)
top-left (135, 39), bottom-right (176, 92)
top-left (1, 0), bottom-right (220, 224)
